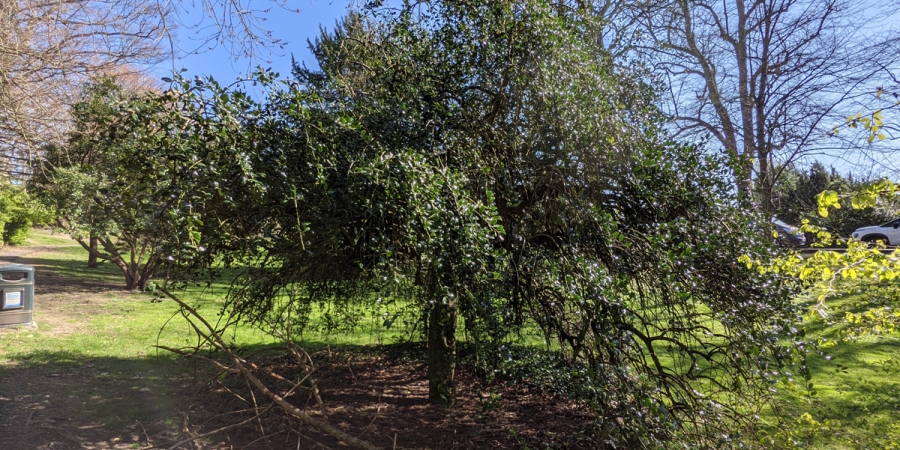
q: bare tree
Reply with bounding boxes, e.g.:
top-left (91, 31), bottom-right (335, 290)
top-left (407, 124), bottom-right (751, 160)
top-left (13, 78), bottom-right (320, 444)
top-left (633, 0), bottom-right (900, 211)
top-left (827, 71), bottom-right (900, 178)
top-left (172, 0), bottom-right (299, 62)
top-left (0, 0), bottom-right (171, 179)
top-left (0, 0), bottom-right (307, 181)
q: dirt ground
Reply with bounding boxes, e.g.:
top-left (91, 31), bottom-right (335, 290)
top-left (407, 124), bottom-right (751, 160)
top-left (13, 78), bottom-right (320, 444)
top-left (0, 245), bottom-right (594, 449)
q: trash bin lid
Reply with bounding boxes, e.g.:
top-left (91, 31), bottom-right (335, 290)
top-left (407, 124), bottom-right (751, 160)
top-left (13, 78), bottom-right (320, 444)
top-left (0, 265), bottom-right (34, 282)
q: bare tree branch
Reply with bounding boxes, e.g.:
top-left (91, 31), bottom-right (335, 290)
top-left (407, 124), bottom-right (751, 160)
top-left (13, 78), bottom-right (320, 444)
top-left (158, 286), bottom-right (384, 450)
top-left (1, 0), bottom-right (308, 180)
top-left (631, 0), bottom-right (900, 209)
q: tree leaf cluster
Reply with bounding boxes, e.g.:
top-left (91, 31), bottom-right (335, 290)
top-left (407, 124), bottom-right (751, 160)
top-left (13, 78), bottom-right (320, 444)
top-left (0, 180), bottom-right (49, 247)
top-left (30, 78), bottom-right (187, 289)
top-left (747, 179), bottom-right (900, 339)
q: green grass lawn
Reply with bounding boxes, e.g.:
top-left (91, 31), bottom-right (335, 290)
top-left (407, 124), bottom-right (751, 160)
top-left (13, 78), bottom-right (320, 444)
top-left (1, 228), bottom-right (460, 361)
top-left (757, 286), bottom-right (900, 449)
top-left (1, 230), bottom-right (277, 362)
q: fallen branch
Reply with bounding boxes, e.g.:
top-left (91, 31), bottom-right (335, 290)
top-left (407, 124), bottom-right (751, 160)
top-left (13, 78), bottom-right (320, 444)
top-left (158, 287), bottom-right (383, 450)
top-left (231, 351), bottom-right (383, 450)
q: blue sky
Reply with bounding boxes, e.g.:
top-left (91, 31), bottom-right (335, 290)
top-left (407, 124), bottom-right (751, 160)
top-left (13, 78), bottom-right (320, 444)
top-left (150, 1), bottom-right (354, 83)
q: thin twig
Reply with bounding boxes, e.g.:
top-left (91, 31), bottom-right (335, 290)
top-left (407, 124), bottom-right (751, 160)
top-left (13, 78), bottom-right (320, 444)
top-left (347, 357), bottom-right (359, 385)
top-left (238, 429), bottom-right (285, 449)
top-left (290, 429), bottom-right (336, 450)
top-left (245, 375), bottom-right (266, 438)
top-left (135, 419), bottom-right (152, 446)
top-left (164, 403), bottom-right (276, 450)
top-left (181, 412), bottom-right (202, 450)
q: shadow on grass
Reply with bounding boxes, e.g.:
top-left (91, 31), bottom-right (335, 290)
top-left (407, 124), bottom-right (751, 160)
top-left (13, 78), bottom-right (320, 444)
top-left (773, 337), bottom-right (900, 448)
top-left (1, 251), bottom-right (127, 295)
top-left (0, 351), bottom-right (217, 450)
top-left (0, 341), bottom-right (424, 450)
top-left (31, 255), bottom-right (122, 280)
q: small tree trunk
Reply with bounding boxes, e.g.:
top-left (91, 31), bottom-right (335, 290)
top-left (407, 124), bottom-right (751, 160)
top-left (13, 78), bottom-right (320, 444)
top-left (87, 234), bottom-right (98, 268)
top-left (122, 268), bottom-right (149, 291)
top-left (123, 270), bottom-right (138, 290)
top-left (427, 297), bottom-right (458, 406)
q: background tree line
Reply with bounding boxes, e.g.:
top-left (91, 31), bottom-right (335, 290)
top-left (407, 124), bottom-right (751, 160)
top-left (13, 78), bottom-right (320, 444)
top-left (773, 162), bottom-right (899, 240)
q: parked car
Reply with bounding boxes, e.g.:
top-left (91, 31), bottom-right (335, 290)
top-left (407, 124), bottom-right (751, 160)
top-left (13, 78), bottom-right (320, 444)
top-left (852, 218), bottom-right (900, 246)
top-left (772, 218), bottom-right (806, 247)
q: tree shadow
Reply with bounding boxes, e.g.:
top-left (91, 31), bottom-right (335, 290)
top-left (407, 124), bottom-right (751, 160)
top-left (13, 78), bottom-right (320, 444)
top-left (191, 342), bottom-right (595, 450)
top-left (2, 253), bottom-right (126, 294)
top-left (0, 351), bottom-right (216, 449)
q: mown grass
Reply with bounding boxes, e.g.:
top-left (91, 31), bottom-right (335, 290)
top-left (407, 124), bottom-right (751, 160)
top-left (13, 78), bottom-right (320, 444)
top-left (2, 229), bottom-right (465, 359)
top-left (757, 287), bottom-right (900, 449)
top-left (1, 229), bottom-right (275, 363)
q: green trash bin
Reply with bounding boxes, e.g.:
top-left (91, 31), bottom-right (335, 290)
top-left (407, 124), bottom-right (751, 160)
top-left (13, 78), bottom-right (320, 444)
top-left (0, 265), bottom-right (34, 327)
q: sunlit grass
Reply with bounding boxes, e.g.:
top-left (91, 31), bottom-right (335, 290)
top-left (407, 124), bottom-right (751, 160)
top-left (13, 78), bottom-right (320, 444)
top-left (21, 227), bottom-right (80, 246)
top-left (1, 229), bottom-right (274, 363)
top-left (757, 287), bottom-right (900, 449)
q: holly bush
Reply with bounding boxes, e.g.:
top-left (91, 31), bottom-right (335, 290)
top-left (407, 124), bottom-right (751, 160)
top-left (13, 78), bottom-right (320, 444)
top-left (91, 1), bottom-right (804, 446)
top-left (0, 181), bottom-right (49, 247)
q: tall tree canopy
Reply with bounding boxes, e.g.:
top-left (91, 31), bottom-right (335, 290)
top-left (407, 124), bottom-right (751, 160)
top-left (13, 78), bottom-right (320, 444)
top-left (104, 1), bottom-right (801, 446)
top-left (31, 78), bottom-right (176, 290)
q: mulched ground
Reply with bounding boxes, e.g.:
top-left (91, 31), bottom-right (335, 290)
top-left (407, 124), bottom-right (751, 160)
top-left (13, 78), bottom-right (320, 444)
top-left (196, 353), bottom-right (595, 450)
